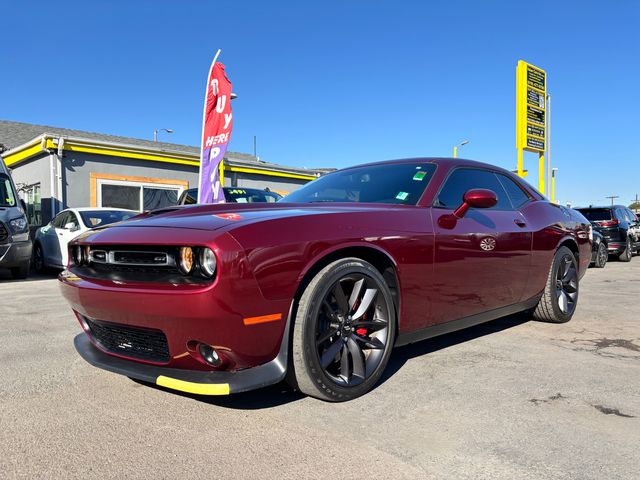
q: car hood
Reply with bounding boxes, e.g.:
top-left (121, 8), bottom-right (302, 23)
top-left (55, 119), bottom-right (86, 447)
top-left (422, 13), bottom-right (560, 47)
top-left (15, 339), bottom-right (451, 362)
top-left (103, 203), bottom-right (402, 232)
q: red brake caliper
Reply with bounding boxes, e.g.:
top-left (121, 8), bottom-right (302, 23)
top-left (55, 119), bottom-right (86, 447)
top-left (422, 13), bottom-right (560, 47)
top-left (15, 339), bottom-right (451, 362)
top-left (356, 328), bottom-right (367, 336)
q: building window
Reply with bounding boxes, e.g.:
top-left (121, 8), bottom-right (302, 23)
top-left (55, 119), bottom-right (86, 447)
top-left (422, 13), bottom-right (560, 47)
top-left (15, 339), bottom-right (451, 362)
top-left (20, 183), bottom-right (42, 226)
top-left (98, 180), bottom-right (182, 212)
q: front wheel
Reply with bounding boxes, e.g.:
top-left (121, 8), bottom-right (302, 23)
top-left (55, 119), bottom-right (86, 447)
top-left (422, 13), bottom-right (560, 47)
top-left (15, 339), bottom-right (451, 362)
top-left (533, 246), bottom-right (579, 323)
top-left (289, 258), bottom-right (396, 401)
top-left (33, 243), bottom-right (46, 273)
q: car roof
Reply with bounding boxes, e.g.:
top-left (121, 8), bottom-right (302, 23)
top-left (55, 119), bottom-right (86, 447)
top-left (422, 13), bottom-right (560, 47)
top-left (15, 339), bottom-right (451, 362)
top-left (334, 157), bottom-right (518, 176)
top-left (63, 207), bottom-right (137, 213)
top-left (576, 206), bottom-right (627, 210)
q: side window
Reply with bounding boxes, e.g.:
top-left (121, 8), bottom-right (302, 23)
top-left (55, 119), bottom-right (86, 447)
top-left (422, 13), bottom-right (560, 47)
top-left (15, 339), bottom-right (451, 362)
top-left (435, 168), bottom-right (511, 210)
top-left (66, 212), bottom-right (80, 229)
top-left (496, 174), bottom-right (531, 209)
top-left (52, 212), bottom-right (69, 228)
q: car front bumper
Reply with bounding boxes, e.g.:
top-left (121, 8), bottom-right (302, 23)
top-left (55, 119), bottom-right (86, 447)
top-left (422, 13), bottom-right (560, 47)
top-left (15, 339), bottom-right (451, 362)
top-left (74, 332), bottom-right (288, 395)
top-left (0, 239), bottom-right (32, 268)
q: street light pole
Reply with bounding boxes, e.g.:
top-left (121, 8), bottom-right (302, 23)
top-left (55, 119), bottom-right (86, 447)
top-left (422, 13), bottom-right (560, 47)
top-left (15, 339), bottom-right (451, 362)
top-left (453, 140), bottom-right (469, 158)
top-left (154, 128), bottom-right (174, 142)
top-left (551, 168), bottom-right (558, 203)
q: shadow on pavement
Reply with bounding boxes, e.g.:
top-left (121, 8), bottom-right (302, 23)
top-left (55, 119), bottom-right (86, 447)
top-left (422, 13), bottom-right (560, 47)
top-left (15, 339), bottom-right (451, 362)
top-left (0, 270), bottom-right (61, 282)
top-left (377, 311), bottom-right (531, 388)
top-left (132, 312), bottom-right (531, 410)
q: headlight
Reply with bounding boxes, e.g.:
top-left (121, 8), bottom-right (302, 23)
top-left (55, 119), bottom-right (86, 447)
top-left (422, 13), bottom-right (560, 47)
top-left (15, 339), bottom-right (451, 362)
top-left (9, 216), bottom-right (28, 234)
top-left (200, 248), bottom-right (217, 277)
top-left (179, 246), bottom-right (194, 274)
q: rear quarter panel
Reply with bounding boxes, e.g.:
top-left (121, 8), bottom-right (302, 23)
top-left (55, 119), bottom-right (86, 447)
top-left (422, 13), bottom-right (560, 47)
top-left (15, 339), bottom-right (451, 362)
top-left (521, 202), bottom-right (591, 300)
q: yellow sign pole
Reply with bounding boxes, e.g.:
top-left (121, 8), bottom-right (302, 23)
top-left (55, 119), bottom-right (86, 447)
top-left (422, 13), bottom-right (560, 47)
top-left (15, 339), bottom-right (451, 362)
top-left (517, 148), bottom-right (524, 177)
top-left (453, 146), bottom-right (457, 158)
top-left (538, 152), bottom-right (545, 194)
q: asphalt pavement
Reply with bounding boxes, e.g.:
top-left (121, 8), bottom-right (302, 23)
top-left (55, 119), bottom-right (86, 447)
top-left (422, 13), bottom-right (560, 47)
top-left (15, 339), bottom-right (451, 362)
top-left (0, 260), bottom-right (638, 479)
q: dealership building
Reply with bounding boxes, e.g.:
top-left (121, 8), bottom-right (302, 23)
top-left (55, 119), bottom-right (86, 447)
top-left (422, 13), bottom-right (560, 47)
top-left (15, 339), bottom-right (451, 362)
top-left (0, 120), bottom-right (323, 228)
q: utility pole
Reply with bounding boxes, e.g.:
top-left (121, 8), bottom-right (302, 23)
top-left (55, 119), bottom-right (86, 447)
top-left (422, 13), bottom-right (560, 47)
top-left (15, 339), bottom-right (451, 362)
top-left (606, 195), bottom-right (619, 206)
top-left (632, 194), bottom-right (639, 213)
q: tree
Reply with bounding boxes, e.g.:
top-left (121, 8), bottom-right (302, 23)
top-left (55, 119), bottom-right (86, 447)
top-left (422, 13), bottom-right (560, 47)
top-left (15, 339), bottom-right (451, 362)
top-left (630, 201), bottom-right (640, 212)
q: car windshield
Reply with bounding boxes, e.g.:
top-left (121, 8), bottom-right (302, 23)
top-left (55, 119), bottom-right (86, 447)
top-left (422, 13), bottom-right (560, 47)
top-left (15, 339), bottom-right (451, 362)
top-left (577, 208), bottom-right (612, 221)
top-left (225, 188), bottom-right (282, 203)
top-left (181, 187), bottom-right (282, 204)
top-left (1, 173), bottom-right (17, 207)
top-left (282, 163), bottom-right (437, 205)
top-left (79, 210), bottom-right (137, 228)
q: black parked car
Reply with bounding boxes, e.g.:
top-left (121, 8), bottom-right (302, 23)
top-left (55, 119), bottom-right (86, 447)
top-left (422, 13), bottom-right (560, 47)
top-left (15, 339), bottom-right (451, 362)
top-left (177, 187), bottom-right (282, 205)
top-left (576, 205), bottom-right (640, 262)
top-left (590, 230), bottom-right (608, 268)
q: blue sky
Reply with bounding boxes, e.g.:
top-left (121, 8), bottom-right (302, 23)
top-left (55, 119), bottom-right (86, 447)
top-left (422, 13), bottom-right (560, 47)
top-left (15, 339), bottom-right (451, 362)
top-left (1, 1), bottom-right (639, 207)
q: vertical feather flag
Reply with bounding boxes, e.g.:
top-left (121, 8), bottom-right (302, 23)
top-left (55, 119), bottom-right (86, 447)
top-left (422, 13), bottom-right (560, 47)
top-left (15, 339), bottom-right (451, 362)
top-left (198, 54), bottom-right (233, 203)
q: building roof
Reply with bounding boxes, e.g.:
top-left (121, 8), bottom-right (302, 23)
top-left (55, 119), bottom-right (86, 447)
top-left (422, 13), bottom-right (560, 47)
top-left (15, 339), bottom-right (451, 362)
top-left (0, 119), bottom-right (320, 177)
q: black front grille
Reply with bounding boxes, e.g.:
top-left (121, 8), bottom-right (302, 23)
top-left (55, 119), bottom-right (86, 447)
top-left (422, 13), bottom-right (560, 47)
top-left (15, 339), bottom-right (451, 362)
top-left (0, 223), bottom-right (8, 243)
top-left (83, 316), bottom-right (170, 363)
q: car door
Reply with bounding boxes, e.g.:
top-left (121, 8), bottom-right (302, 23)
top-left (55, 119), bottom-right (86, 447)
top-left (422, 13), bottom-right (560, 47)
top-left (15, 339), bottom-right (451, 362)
top-left (430, 167), bottom-right (533, 324)
top-left (40, 212), bottom-right (67, 266)
top-left (56, 211), bottom-right (82, 267)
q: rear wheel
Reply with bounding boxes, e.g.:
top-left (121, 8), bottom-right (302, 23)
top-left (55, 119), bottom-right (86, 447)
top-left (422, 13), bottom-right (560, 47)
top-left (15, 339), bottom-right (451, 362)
top-left (594, 242), bottom-right (608, 268)
top-left (619, 238), bottom-right (632, 262)
top-left (289, 258), bottom-right (396, 401)
top-left (533, 246), bottom-right (578, 323)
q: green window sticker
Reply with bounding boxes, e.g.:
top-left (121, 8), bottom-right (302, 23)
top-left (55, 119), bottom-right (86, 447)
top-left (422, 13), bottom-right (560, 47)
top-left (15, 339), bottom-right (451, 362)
top-left (395, 191), bottom-right (409, 201)
top-left (413, 171), bottom-right (427, 181)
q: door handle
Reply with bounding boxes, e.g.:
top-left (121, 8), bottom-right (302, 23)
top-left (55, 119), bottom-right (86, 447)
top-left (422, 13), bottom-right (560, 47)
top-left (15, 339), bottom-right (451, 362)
top-left (514, 219), bottom-right (526, 228)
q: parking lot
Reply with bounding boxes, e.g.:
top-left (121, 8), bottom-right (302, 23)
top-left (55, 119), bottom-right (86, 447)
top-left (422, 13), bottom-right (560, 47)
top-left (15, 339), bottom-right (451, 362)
top-left (0, 260), bottom-right (638, 480)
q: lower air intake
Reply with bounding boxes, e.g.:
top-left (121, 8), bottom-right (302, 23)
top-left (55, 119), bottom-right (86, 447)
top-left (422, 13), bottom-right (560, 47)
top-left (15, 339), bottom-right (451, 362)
top-left (82, 316), bottom-right (170, 363)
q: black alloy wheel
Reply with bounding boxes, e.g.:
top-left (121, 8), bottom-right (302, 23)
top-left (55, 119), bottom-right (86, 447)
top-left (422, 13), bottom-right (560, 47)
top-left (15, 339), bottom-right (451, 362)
top-left (555, 254), bottom-right (578, 316)
top-left (533, 246), bottom-right (579, 323)
top-left (315, 274), bottom-right (390, 387)
top-left (594, 243), bottom-right (608, 268)
top-left (290, 258), bottom-right (396, 401)
top-left (33, 244), bottom-right (45, 273)
top-left (619, 238), bottom-right (632, 262)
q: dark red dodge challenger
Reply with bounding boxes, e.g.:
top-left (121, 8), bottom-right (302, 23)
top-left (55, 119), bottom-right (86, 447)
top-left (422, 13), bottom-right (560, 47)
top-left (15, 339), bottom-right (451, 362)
top-left (60, 158), bottom-right (591, 401)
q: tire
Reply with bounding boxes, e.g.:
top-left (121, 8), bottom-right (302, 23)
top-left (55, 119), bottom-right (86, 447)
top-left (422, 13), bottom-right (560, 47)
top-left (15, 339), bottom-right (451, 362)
top-left (33, 243), bottom-right (46, 273)
top-left (533, 246), bottom-right (579, 323)
top-left (10, 262), bottom-right (30, 280)
top-left (594, 242), bottom-right (608, 268)
top-left (289, 258), bottom-right (396, 401)
top-left (618, 238), bottom-right (632, 262)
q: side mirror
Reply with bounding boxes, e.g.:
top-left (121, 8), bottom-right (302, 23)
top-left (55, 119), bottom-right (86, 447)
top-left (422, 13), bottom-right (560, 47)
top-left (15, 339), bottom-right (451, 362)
top-left (453, 189), bottom-right (498, 218)
top-left (65, 222), bottom-right (79, 232)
